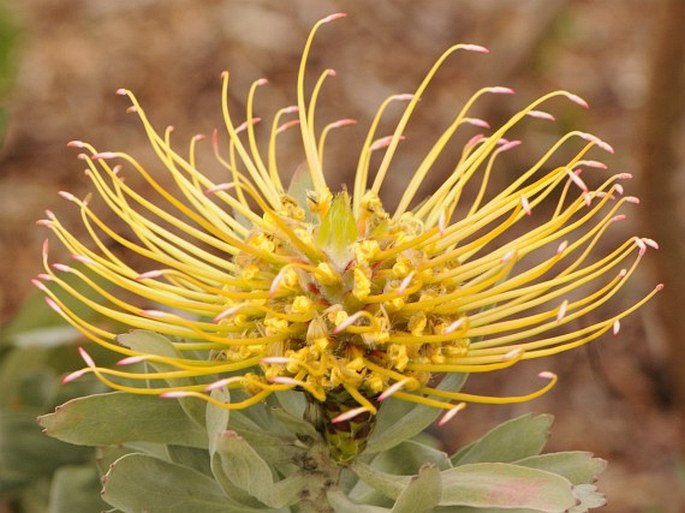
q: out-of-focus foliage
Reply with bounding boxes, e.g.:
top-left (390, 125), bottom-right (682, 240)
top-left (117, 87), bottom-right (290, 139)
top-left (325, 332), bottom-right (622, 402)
top-left (0, 3), bottom-right (19, 145)
top-left (0, 284), bottom-right (114, 513)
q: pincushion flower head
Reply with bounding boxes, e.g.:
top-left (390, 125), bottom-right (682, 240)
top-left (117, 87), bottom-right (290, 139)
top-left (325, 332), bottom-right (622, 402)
top-left (37, 14), bottom-right (659, 463)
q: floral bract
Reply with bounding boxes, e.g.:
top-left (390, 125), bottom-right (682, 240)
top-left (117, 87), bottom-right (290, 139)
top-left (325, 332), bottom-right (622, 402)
top-left (36, 14), bottom-right (659, 462)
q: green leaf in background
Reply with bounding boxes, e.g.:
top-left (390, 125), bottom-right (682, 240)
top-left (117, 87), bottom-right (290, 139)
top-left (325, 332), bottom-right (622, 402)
top-left (439, 463), bottom-right (575, 512)
top-left (372, 439), bottom-right (450, 475)
top-left (0, 410), bottom-right (91, 490)
top-left (0, 2), bottom-right (19, 147)
top-left (37, 391), bottom-right (208, 448)
top-left (516, 451), bottom-right (606, 485)
top-left (101, 453), bottom-right (267, 513)
top-left (451, 414), bottom-right (553, 465)
top-left (47, 464), bottom-right (108, 513)
top-left (117, 330), bottom-right (207, 426)
top-left (366, 373), bottom-right (467, 454)
top-left (326, 490), bottom-right (392, 513)
top-left (213, 430), bottom-right (305, 508)
top-left (349, 461), bottom-right (411, 500)
top-left (390, 464), bottom-right (441, 513)
top-left (1, 265), bottom-right (119, 350)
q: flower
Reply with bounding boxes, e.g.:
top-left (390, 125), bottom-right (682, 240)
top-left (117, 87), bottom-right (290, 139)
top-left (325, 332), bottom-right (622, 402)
top-left (36, 14), bottom-right (659, 462)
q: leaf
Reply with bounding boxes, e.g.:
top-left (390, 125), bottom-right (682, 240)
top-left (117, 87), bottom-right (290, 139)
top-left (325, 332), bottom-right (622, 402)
top-left (569, 484), bottom-right (606, 513)
top-left (286, 162), bottom-right (315, 221)
top-left (166, 445), bottom-right (212, 476)
top-left (516, 452), bottom-right (606, 485)
top-left (38, 392), bottom-right (208, 448)
top-left (213, 430), bottom-right (305, 508)
top-left (273, 389), bottom-right (306, 419)
top-left (228, 409), bottom-right (304, 466)
top-left (48, 464), bottom-right (108, 513)
top-left (349, 461), bottom-right (411, 500)
top-left (206, 388), bottom-right (230, 454)
top-left (391, 464), bottom-right (441, 513)
top-left (439, 463), bottom-right (576, 512)
top-left (270, 406), bottom-right (320, 439)
top-left (117, 330), bottom-right (206, 426)
top-left (367, 373), bottom-right (467, 454)
top-left (327, 490), bottom-right (392, 513)
top-left (372, 439), bottom-right (450, 475)
top-left (452, 414), bottom-right (553, 465)
top-left (101, 453), bottom-right (268, 513)
top-left (0, 409), bottom-right (90, 482)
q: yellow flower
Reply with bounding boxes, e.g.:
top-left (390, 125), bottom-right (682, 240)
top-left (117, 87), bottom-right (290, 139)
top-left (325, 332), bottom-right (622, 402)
top-left (37, 14), bottom-right (659, 460)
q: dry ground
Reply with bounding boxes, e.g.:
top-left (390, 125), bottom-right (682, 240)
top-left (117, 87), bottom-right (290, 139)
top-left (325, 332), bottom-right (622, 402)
top-left (1, 1), bottom-right (682, 511)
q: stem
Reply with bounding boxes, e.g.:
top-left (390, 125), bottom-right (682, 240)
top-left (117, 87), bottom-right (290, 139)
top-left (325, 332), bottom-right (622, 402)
top-left (294, 437), bottom-right (342, 513)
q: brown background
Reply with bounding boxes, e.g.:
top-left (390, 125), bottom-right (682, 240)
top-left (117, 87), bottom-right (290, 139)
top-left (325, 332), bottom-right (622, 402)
top-left (1, 1), bottom-right (684, 511)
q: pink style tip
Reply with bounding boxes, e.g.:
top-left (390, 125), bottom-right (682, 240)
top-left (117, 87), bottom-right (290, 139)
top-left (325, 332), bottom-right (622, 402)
top-left (321, 13), bottom-right (347, 24)
top-left (564, 92), bottom-right (590, 109)
top-left (62, 369), bottom-right (88, 384)
top-left (66, 140), bottom-right (85, 148)
top-left (461, 44), bottom-right (489, 53)
top-left (78, 346), bottom-right (96, 368)
top-left (526, 110), bottom-right (556, 121)
top-left (488, 86), bottom-right (515, 95)
top-left (92, 152), bottom-right (118, 160)
top-left (438, 403), bottom-right (466, 426)
top-left (116, 355), bottom-right (149, 366)
top-left (160, 391), bottom-right (194, 399)
top-left (331, 406), bottom-right (368, 424)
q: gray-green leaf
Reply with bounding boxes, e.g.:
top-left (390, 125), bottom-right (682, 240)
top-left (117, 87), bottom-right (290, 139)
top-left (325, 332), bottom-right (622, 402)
top-left (516, 451), bottom-right (606, 486)
top-left (440, 462), bottom-right (576, 512)
top-left (101, 453), bottom-right (268, 513)
top-left (391, 464), bottom-right (441, 513)
top-left (452, 414), bottom-right (553, 465)
top-left (38, 392), bottom-right (208, 448)
top-left (367, 373), bottom-right (466, 454)
top-left (117, 330), bottom-right (206, 427)
top-left (214, 430), bottom-right (305, 508)
top-left (48, 464), bottom-right (108, 513)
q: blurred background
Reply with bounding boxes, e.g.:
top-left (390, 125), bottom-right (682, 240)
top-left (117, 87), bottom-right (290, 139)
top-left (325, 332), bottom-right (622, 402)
top-left (0, 0), bottom-right (683, 512)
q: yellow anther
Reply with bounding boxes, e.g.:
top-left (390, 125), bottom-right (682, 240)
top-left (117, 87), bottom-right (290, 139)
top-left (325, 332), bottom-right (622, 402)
top-left (360, 190), bottom-right (385, 215)
top-left (386, 297), bottom-right (405, 311)
top-left (366, 372), bottom-right (385, 394)
top-left (264, 316), bottom-right (289, 335)
top-left (281, 267), bottom-right (299, 289)
top-left (430, 348), bottom-right (446, 365)
top-left (408, 313), bottom-right (427, 336)
top-left (443, 339), bottom-right (470, 358)
top-left (251, 232), bottom-right (275, 253)
top-left (241, 264), bottom-right (260, 281)
top-left (312, 337), bottom-right (330, 353)
top-left (392, 257), bottom-right (412, 278)
top-left (332, 309), bottom-right (349, 326)
top-left (387, 344), bottom-right (409, 371)
top-left (347, 356), bottom-right (365, 372)
top-left (279, 196), bottom-right (306, 220)
top-left (362, 330), bottom-right (390, 346)
top-left (314, 262), bottom-right (340, 285)
top-left (354, 239), bottom-right (380, 263)
top-left (353, 267), bottom-right (371, 301)
top-left (291, 295), bottom-right (313, 314)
